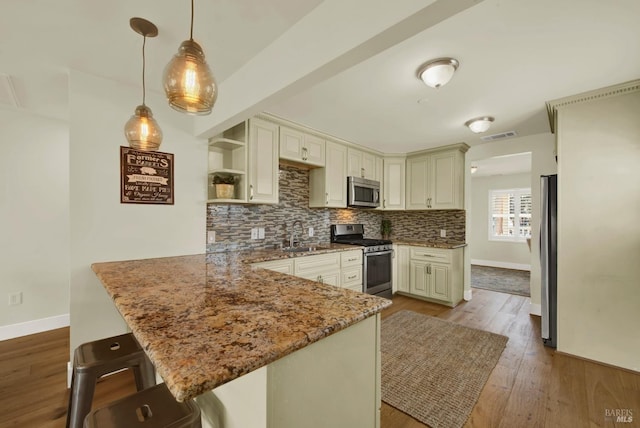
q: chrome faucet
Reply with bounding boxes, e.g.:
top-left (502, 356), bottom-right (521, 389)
top-left (290, 220), bottom-right (304, 248)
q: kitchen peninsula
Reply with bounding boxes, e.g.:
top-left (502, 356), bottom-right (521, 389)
top-left (92, 247), bottom-right (391, 428)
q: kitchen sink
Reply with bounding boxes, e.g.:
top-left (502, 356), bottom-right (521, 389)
top-left (281, 245), bottom-right (330, 253)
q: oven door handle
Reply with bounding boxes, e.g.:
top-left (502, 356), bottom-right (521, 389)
top-left (365, 250), bottom-right (394, 257)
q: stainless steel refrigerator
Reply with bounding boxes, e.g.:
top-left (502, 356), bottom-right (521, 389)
top-left (540, 174), bottom-right (557, 348)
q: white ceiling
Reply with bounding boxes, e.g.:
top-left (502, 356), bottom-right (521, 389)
top-left (1, 0), bottom-right (639, 153)
top-left (471, 152), bottom-right (531, 178)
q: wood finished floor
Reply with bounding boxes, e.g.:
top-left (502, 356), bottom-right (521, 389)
top-left (1, 288), bottom-right (638, 427)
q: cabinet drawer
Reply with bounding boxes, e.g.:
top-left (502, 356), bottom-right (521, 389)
top-left (294, 253), bottom-right (341, 275)
top-left (345, 283), bottom-right (363, 293)
top-left (299, 271), bottom-right (340, 287)
top-left (341, 250), bottom-right (362, 267)
top-left (409, 248), bottom-right (451, 264)
top-left (253, 259), bottom-right (294, 274)
top-left (342, 267), bottom-right (362, 287)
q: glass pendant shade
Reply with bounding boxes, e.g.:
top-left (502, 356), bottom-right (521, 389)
top-left (418, 58), bottom-right (459, 88)
top-left (465, 116), bottom-right (495, 133)
top-left (124, 105), bottom-right (163, 151)
top-left (163, 40), bottom-right (217, 115)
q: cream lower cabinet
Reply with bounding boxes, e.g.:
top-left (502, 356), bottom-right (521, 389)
top-left (396, 245), bottom-right (463, 307)
top-left (253, 250), bottom-right (363, 291)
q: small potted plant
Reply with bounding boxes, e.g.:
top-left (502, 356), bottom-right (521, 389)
top-left (212, 175), bottom-right (236, 199)
top-left (381, 219), bottom-right (392, 240)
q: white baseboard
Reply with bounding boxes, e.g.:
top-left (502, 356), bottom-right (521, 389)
top-left (471, 259), bottom-right (531, 271)
top-left (529, 303), bottom-right (542, 316)
top-left (464, 289), bottom-right (472, 301)
top-left (0, 313), bottom-right (70, 341)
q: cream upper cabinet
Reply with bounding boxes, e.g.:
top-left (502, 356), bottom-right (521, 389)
top-left (383, 157), bottom-right (406, 210)
top-left (248, 118), bottom-right (279, 204)
top-left (309, 141), bottom-right (348, 208)
top-left (405, 145), bottom-right (467, 210)
top-left (348, 148), bottom-right (379, 180)
top-left (406, 155), bottom-right (430, 210)
top-left (279, 126), bottom-right (325, 167)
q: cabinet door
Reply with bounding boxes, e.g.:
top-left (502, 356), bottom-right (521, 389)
top-left (409, 260), bottom-right (429, 297)
top-left (396, 246), bottom-right (410, 293)
top-left (279, 126), bottom-right (304, 161)
top-left (304, 134), bottom-right (326, 166)
top-left (347, 148), bottom-right (363, 178)
top-left (405, 156), bottom-right (429, 210)
top-left (325, 142), bottom-right (348, 207)
top-left (430, 150), bottom-right (461, 209)
top-left (383, 158), bottom-right (405, 210)
top-left (362, 152), bottom-right (377, 180)
top-left (429, 263), bottom-right (451, 301)
top-left (249, 118), bottom-right (279, 204)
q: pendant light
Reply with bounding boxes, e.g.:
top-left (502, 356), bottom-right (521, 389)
top-left (124, 18), bottom-right (163, 151)
top-left (163, 0), bottom-right (217, 115)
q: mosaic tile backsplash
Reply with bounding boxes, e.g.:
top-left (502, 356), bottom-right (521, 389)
top-left (206, 165), bottom-right (465, 251)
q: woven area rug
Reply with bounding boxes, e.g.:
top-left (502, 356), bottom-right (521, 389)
top-left (381, 310), bottom-right (508, 428)
top-left (471, 265), bottom-right (531, 297)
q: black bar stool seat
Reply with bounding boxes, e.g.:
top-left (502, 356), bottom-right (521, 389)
top-left (84, 383), bottom-right (201, 428)
top-left (66, 333), bottom-right (156, 428)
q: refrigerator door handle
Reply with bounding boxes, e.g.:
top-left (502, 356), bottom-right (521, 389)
top-left (540, 176), bottom-right (551, 341)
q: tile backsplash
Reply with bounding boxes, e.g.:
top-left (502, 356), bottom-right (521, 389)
top-left (206, 164), bottom-right (465, 251)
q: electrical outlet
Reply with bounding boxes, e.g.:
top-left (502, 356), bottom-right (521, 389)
top-left (308, 227), bottom-right (314, 237)
top-left (8, 292), bottom-right (22, 306)
top-left (251, 228), bottom-right (258, 240)
top-left (207, 231), bottom-right (216, 243)
top-left (440, 229), bottom-right (447, 238)
top-left (258, 228), bottom-right (265, 239)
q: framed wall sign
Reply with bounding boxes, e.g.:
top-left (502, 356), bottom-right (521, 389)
top-left (120, 146), bottom-right (174, 205)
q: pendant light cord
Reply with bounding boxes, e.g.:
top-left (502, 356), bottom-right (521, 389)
top-left (142, 35), bottom-right (147, 106)
top-left (190, 0), bottom-right (194, 40)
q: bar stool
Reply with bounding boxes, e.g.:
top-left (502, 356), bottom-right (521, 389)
top-left (84, 383), bottom-right (201, 428)
top-left (66, 333), bottom-right (156, 428)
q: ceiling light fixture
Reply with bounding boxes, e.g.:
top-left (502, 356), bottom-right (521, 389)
top-left (124, 18), bottom-right (163, 151)
top-left (163, 0), bottom-right (217, 115)
top-left (465, 116), bottom-right (495, 133)
top-left (470, 165), bottom-right (478, 174)
top-left (417, 58), bottom-right (459, 88)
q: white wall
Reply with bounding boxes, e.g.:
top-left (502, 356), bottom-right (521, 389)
top-left (465, 133), bottom-right (557, 312)
top-left (556, 89), bottom-right (640, 372)
top-left (68, 71), bottom-right (207, 358)
top-left (470, 173), bottom-right (531, 269)
top-left (0, 109), bottom-right (69, 330)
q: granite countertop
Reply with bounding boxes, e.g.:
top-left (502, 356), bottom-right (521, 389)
top-left (392, 240), bottom-right (467, 249)
top-left (91, 247), bottom-right (390, 402)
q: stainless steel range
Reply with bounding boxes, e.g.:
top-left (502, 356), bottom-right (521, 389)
top-left (330, 224), bottom-right (393, 299)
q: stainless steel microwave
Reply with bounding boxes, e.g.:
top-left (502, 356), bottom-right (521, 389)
top-left (347, 176), bottom-right (380, 208)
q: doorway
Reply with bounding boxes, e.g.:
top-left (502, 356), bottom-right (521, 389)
top-left (468, 152), bottom-right (532, 297)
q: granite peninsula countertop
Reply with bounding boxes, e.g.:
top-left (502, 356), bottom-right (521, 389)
top-left (91, 246), bottom-right (390, 402)
top-left (392, 240), bottom-right (467, 249)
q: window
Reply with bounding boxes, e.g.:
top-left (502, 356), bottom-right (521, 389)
top-left (489, 188), bottom-right (532, 242)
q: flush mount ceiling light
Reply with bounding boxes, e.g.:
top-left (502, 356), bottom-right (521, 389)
top-left (470, 165), bottom-right (478, 174)
top-left (465, 116), bottom-right (495, 133)
top-left (163, 0), bottom-right (217, 115)
top-left (124, 17), bottom-right (163, 151)
top-left (417, 58), bottom-right (459, 88)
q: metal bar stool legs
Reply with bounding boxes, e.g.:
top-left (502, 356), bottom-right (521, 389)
top-left (66, 333), bottom-right (156, 428)
top-left (84, 383), bottom-right (201, 428)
